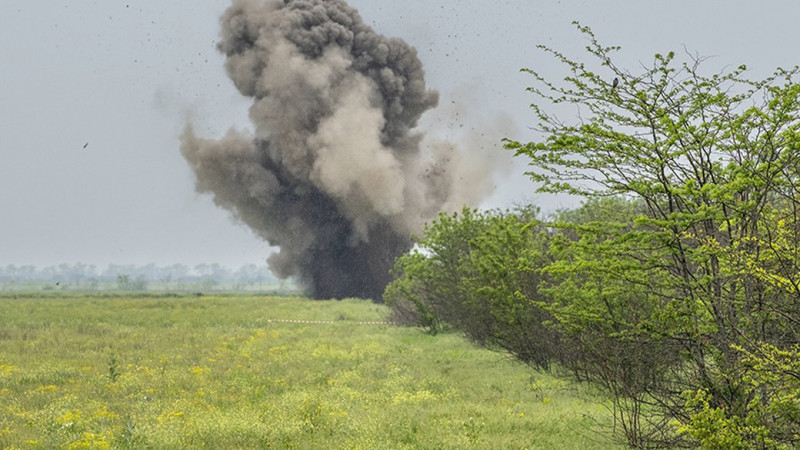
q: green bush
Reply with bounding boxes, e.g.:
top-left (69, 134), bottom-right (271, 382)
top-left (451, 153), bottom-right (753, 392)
top-left (385, 206), bottom-right (561, 370)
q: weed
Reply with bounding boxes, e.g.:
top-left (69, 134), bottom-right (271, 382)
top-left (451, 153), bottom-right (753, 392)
top-left (121, 417), bottom-right (136, 447)
top-left (107, 353), bottom-right (120, 382)
top-left (462, 416), bottom-right (485, 446)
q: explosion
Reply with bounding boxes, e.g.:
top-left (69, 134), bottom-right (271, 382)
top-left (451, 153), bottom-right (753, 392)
top-left (181, 0), bottom-right (499, 300)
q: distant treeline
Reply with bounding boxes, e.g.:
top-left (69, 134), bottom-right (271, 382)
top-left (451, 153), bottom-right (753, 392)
top-left (0, 263), bottom-right (292, 291)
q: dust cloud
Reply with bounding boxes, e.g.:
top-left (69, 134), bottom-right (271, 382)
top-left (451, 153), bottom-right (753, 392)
top-left (181, 0), bottom-right (506, 300)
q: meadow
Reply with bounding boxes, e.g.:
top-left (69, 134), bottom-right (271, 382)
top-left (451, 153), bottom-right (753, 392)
top-left (0, 294), bottom-right (620, 449)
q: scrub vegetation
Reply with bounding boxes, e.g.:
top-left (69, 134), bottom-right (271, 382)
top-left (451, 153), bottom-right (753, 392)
top-left (387, 23), bottom-right (800, 448)
top-left (0, 293), bottom-right (618, 449)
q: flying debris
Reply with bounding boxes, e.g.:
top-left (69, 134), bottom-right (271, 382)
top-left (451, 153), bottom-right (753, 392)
top-left (181, 0), bottom-right (498, 301)
top-left (83, 142), bottom-right (89, 149)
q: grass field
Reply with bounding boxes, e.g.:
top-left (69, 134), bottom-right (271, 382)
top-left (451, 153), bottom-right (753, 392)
top-left (0, 294), bottom-right (620, 449)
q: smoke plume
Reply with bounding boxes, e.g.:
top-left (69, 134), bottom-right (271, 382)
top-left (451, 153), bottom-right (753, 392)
top-left (181, 0), bottom-right (501, 300)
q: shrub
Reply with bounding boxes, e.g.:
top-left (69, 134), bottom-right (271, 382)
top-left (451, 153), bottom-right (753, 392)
top-left (385, 206), bottom-right (560, 370)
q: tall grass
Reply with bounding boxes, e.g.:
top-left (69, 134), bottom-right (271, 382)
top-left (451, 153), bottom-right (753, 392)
top-left (0, 294), bottom-right (619, 448)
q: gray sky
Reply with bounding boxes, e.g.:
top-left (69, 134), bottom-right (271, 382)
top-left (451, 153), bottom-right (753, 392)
top-left (2, 1), bottom-right (799, 269)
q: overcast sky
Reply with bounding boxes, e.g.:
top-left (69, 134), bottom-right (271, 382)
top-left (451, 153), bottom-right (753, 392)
top-left (2, 1), bottom-right (799, 269)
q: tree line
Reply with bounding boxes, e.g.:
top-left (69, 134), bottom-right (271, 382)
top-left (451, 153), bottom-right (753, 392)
top-left (385, 23), bottom-right (800, 448)
top-left (0, 262), bottom-right (282, 291)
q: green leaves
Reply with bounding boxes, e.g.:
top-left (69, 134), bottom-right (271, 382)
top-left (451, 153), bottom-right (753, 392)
top-left (507, 22), bottom-right (800, 448)
top-left (384, 207), bottom-right (559, 370)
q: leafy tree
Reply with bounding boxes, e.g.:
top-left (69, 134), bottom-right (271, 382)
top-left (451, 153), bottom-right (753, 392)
top-left (117, 274), bottom-right (131, 290)
top-left (130, 275), bottom-right (148, 291)
top-left (544, 198), bottom-right (687, 446)
top-left (505, 22), bottom-right (800, 447)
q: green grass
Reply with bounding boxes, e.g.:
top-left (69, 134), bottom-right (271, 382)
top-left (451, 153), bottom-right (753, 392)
top-left (0, 294), bottom-right (620, 449)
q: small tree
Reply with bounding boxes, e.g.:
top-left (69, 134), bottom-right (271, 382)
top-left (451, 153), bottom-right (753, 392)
top-left (505, 22), bottom-right (800, 447)
top-left (117, 274), bottom-right (131, 291)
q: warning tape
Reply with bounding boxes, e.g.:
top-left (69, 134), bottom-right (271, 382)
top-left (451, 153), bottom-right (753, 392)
top-left (265, 319), bottom-right (396, 325)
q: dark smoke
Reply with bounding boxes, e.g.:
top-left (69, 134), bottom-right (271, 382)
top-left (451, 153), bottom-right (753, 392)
top-left (181, 0), bottom-right (500, 300)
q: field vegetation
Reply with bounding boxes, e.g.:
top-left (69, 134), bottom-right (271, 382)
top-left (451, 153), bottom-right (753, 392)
top-left (0, 293), bottom-right (618, 449)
